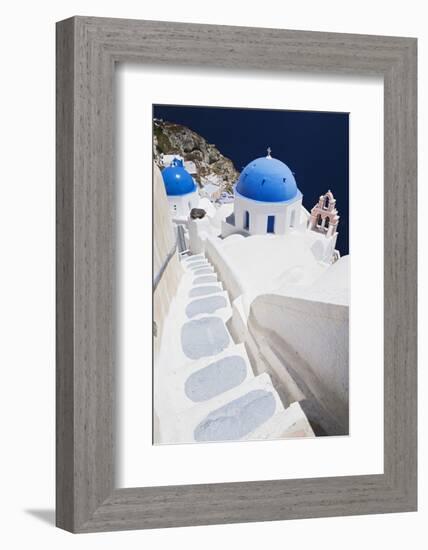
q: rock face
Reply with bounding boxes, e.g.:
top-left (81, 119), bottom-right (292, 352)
top-left (153, 118), bottom-right (239, 193)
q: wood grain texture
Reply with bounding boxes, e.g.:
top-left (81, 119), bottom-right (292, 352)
top-left (56, 17), bottom-right (75, 532)
top-left (56, 16), bottom-right (417, 532)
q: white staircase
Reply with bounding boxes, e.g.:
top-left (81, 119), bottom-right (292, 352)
top-left (155, 252), bottom-right (314, 444)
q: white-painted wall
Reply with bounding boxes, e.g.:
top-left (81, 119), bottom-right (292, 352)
top-left (249, 294), bottom-right (349, 434)
top-left (153, 165), bottom-right (183, 357)
top-left (167, 189), bottom-right (199, 217)
top-left (231, 192), bottom-right (303, 235)
top-left (204, 236), bottom-right (245, 301)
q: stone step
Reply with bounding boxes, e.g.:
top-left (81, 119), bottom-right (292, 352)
top-left (180, 315), bottom-right (234, 363)
top-left (183, 256), bottom-right (209, 265)
top-left (180, 268), bottom-right (224, 296)
top-left (185, 262), bottom-right (213, 275)
top-left (184, 290), bottom-right (232, 323)
top-left (157, 343), bottom-right (255, 415)
top-left (242, 402), bottom-right (315, 440)
top-left (191, 273), bottom-right (219, 286)
top-left (190, 264), bottom-right (215, 276)
top-left (159, 372), bottom-right (284, 445)
top-left (188, 282), bottom-right (224, 298)
top-left (158, 265), bottom-right (231, 370)
top-left (183, 253), bottom-right (206, 263)
top-left (184, 255), bottom-right (210, 266)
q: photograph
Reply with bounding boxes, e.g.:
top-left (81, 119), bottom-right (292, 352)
top-left (152, 104), bottom-right (349, 444)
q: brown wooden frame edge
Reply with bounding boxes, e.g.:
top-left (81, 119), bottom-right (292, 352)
top-left (56, 16), bottom-right (417, 533)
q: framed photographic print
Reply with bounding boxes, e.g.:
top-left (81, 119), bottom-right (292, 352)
top-left (56, 17), bottom-right (417, 532)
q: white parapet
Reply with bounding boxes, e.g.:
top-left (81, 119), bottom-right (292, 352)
top-left (242, 402), bottom-right (315, 440)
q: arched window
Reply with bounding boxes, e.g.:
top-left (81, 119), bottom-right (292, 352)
top-left (290, 209), bottom-right (296, 228)
top-left (267, 215), bottom-right (275, 233)
top-left (324, 196), bottom-right (329, 209)
top-left (317, 214), bottom-right (322, 226)
top-left (324, 216), bottom-right (330, 229)
top-left (244, 211), bottom-right (250, 230)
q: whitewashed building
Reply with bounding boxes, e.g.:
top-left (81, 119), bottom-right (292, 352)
top-left (222, 150), bottom-right (304, 237)
top-left (161, 158), bottom-right (199, 218)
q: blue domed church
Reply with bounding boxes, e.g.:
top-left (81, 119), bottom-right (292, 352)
top-left (222, 150), bottom-right (303, 237)
top-left (161, 157), bottom-right (199, 218)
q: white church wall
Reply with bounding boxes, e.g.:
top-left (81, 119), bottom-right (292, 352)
top-left (233, 197), bottom-right (245, 229)
top-left (167, 190), bottom-right (199, 218)
top-left (230, 193), bottom-right (303, 236)
top-left (220, 218), bottom-right (249, 238)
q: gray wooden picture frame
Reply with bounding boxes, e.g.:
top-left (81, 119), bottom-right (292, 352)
top-left (56, 16), bottom-right (417, 533)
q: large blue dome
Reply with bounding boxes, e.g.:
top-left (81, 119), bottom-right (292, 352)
top-left (236, 156), bottom-right (299, 202)
top-left (162, 158), bottom-right (196, 196)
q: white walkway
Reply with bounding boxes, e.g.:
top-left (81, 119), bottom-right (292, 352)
top-left (155, 253), bottom-right (314, 444)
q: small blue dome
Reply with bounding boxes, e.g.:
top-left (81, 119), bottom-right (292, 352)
top-left (236, 156), bottom-right (299, 202)
top-left (162, 158), bottom-right (196, 196)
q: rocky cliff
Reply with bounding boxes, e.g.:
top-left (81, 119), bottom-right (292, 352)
top-left (153, 118), bottom-right (239, 193)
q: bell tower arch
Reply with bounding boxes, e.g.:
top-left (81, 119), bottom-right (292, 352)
top-left (308, 190), bottom-right (340, 238)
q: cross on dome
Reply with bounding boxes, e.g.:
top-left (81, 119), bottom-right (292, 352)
top-left (266, 146), bottom-right (272, 159)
